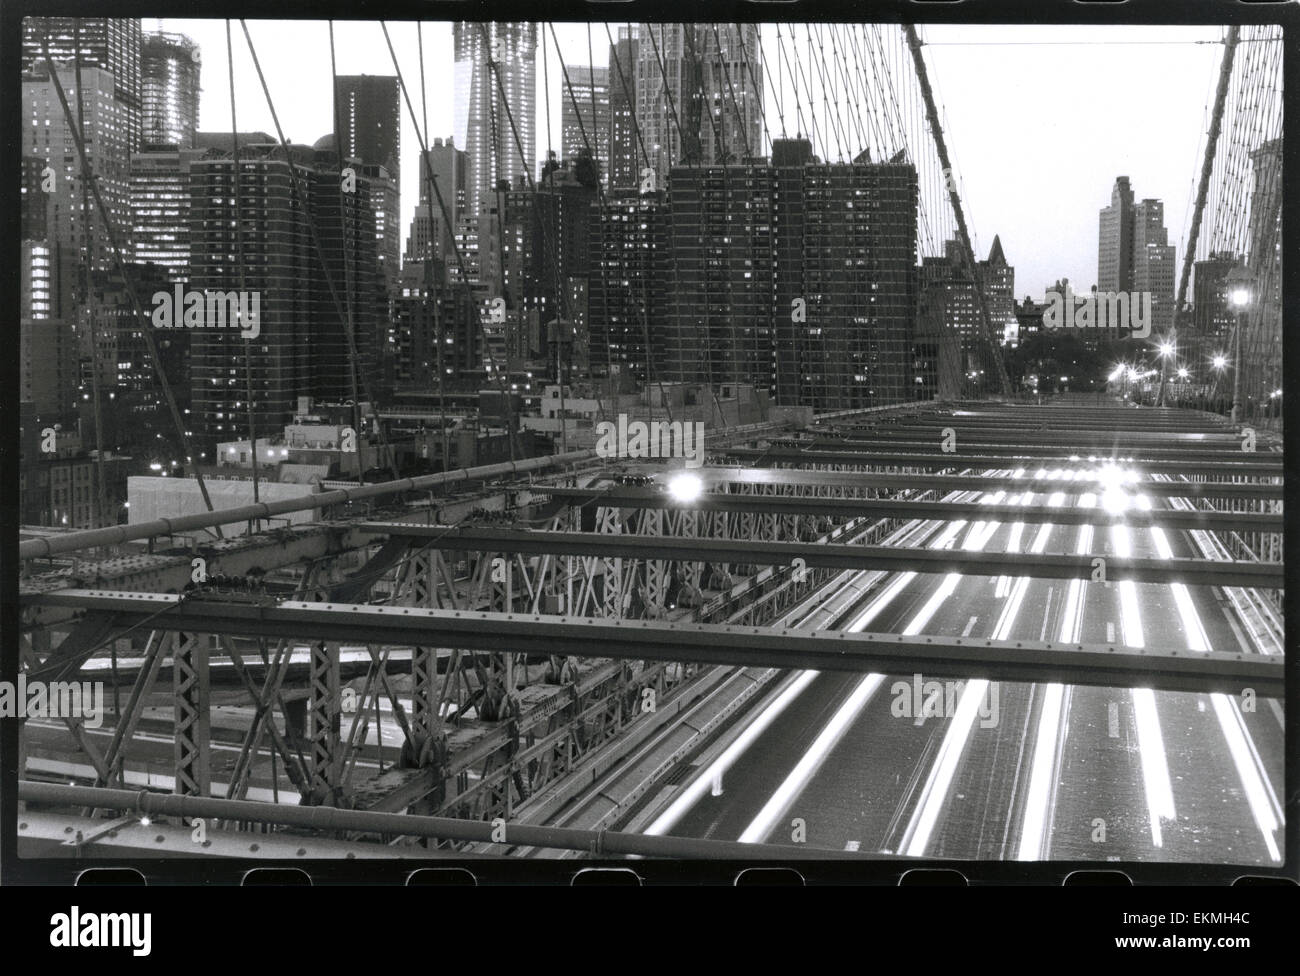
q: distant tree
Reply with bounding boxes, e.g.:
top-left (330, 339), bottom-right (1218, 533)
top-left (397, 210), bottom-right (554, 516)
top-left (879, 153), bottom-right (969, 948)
top-left (572, 147), bottom-right (600, 189)
top-left (540, 150), bottom-right (561, 180)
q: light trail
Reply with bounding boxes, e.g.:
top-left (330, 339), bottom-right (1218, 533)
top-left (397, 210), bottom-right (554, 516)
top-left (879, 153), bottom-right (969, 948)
top-left (1018, 497), bottom-right (1096, 861)
top-left (1015, 683), bottom-right (1066, 861)
top-left (1132, 688), bottom-right (1177, 848)
top-left (737, 674), bottom-right (887, 844)
top-left (901, 484), bottom-right (1044, 856)
top-left (1139, 493), bottom-right (1281, 861)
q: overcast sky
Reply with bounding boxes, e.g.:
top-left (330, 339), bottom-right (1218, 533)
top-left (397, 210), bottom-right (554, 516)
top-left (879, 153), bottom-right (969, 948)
top-left (161, 19), bottom-right (1226, 300)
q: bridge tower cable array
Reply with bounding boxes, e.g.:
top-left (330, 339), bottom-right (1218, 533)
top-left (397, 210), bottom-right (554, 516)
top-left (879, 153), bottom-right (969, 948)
top-left (903, 25), bottom-right (1011, 398)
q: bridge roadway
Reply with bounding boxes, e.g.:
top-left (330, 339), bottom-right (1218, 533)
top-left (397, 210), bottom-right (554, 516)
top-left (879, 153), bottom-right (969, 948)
top-left (613, 460), bottom-right (1284, 865)
top-left (17, 401), bottom-right (1284, 863)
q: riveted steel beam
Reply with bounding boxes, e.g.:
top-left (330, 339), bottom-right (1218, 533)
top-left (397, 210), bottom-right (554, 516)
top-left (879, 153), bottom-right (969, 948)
top-left (26, 592), bottom-right (1283, 697)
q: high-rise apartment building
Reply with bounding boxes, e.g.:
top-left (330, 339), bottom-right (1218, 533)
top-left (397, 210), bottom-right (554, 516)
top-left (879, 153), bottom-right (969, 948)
top-left (663, 141), bottom-right (918, 410)
top-left (141, 31), bottom-right (200, 149)
top-left (187, 143), bottom-right (379, 452)
top-left (587, 191), bottom-right (669, 383)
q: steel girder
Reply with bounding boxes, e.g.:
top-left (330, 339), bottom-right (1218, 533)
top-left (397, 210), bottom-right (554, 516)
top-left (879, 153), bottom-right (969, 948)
top-left (673, 465), bottom-right (1283, 500)
top-left (347, 525), bottom-right (1283, 588)
top-left (28, 592), bottom-right (1282, 698)
top-left (172, 631), bottom-right (210, 797)
top-left (18, 782), bottom-right (867, 859)
top-left (530, 486), bottom-right (1282, 532)
top-left (724, 446), bottom-right (1285, 478)
top-left (794, 443), bottom-right (1282, 473)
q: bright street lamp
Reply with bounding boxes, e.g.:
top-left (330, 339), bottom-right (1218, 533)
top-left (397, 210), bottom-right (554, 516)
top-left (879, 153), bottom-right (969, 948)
top-left (1225, 265), bottom-right (1253, 423)
top-left (667, 472), bottom-right (704, 503)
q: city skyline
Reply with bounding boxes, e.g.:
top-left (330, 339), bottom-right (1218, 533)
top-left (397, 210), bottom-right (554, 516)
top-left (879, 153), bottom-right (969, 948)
top-left (155, 19), bottom-right (1224, 298)
top-left (12, 14), bottom-right (1286, 883)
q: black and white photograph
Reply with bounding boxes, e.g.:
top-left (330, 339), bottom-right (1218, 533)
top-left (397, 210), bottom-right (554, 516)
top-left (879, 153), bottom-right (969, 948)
top-left (10, 12), bottom-right (1286, 879)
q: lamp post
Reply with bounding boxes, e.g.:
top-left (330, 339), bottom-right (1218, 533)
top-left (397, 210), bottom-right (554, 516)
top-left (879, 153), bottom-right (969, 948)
top-left (1210, 353), bottom-right (1227, 415)
top-left (1156, 337), bottom-right (1175, 407)
top-left (1226, 266), bottom-right (1252, 425)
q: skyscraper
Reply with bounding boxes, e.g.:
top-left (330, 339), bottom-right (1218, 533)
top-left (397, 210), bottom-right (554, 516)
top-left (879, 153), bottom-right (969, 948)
top-left (23, 65), bottom-right (136, 275)
top-left (453, 23), bottom-right (537, 221)
top-left (409, 137), bottom-right (469, 264)
top-left (130, 145), bottom-right (206, 281)
top-left (21, 154), bottom-right (48, 241)
top-left (502, 164), bottom-right (598, 371)
top-left (1098, 176), bottom-right (1175, 338)
top-left (560, 65), bottom-right (610, 184)
top-left (334, 75), bottom-right (401, 177)
top-left (1098, 176), bottom-right (1134, 294)
top-left (333, 76), bottom-right (402, 302)
top-left (633, 24), bottom-right (763, 189)
top-left (22, 17), bottom-right (142, 154)
top-left (20, 240), bottom-right (78, 425)
top-left (607, 28), bottom-right (640, 193)
top-left (1133, 199), bottom-right (1175, 336)
top-left (141, 31), bottom-right (200, 148)
top-left (1192, 251), bottom-right (1238, 353)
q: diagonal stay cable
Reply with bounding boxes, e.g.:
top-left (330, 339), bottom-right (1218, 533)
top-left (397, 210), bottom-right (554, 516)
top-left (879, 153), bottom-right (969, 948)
top-left (379, 21), bottom-right (522, 461)
top-left (238, 20), bottom-right (401, 483)
top-left (39, 21), bottom-right (223, 535)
